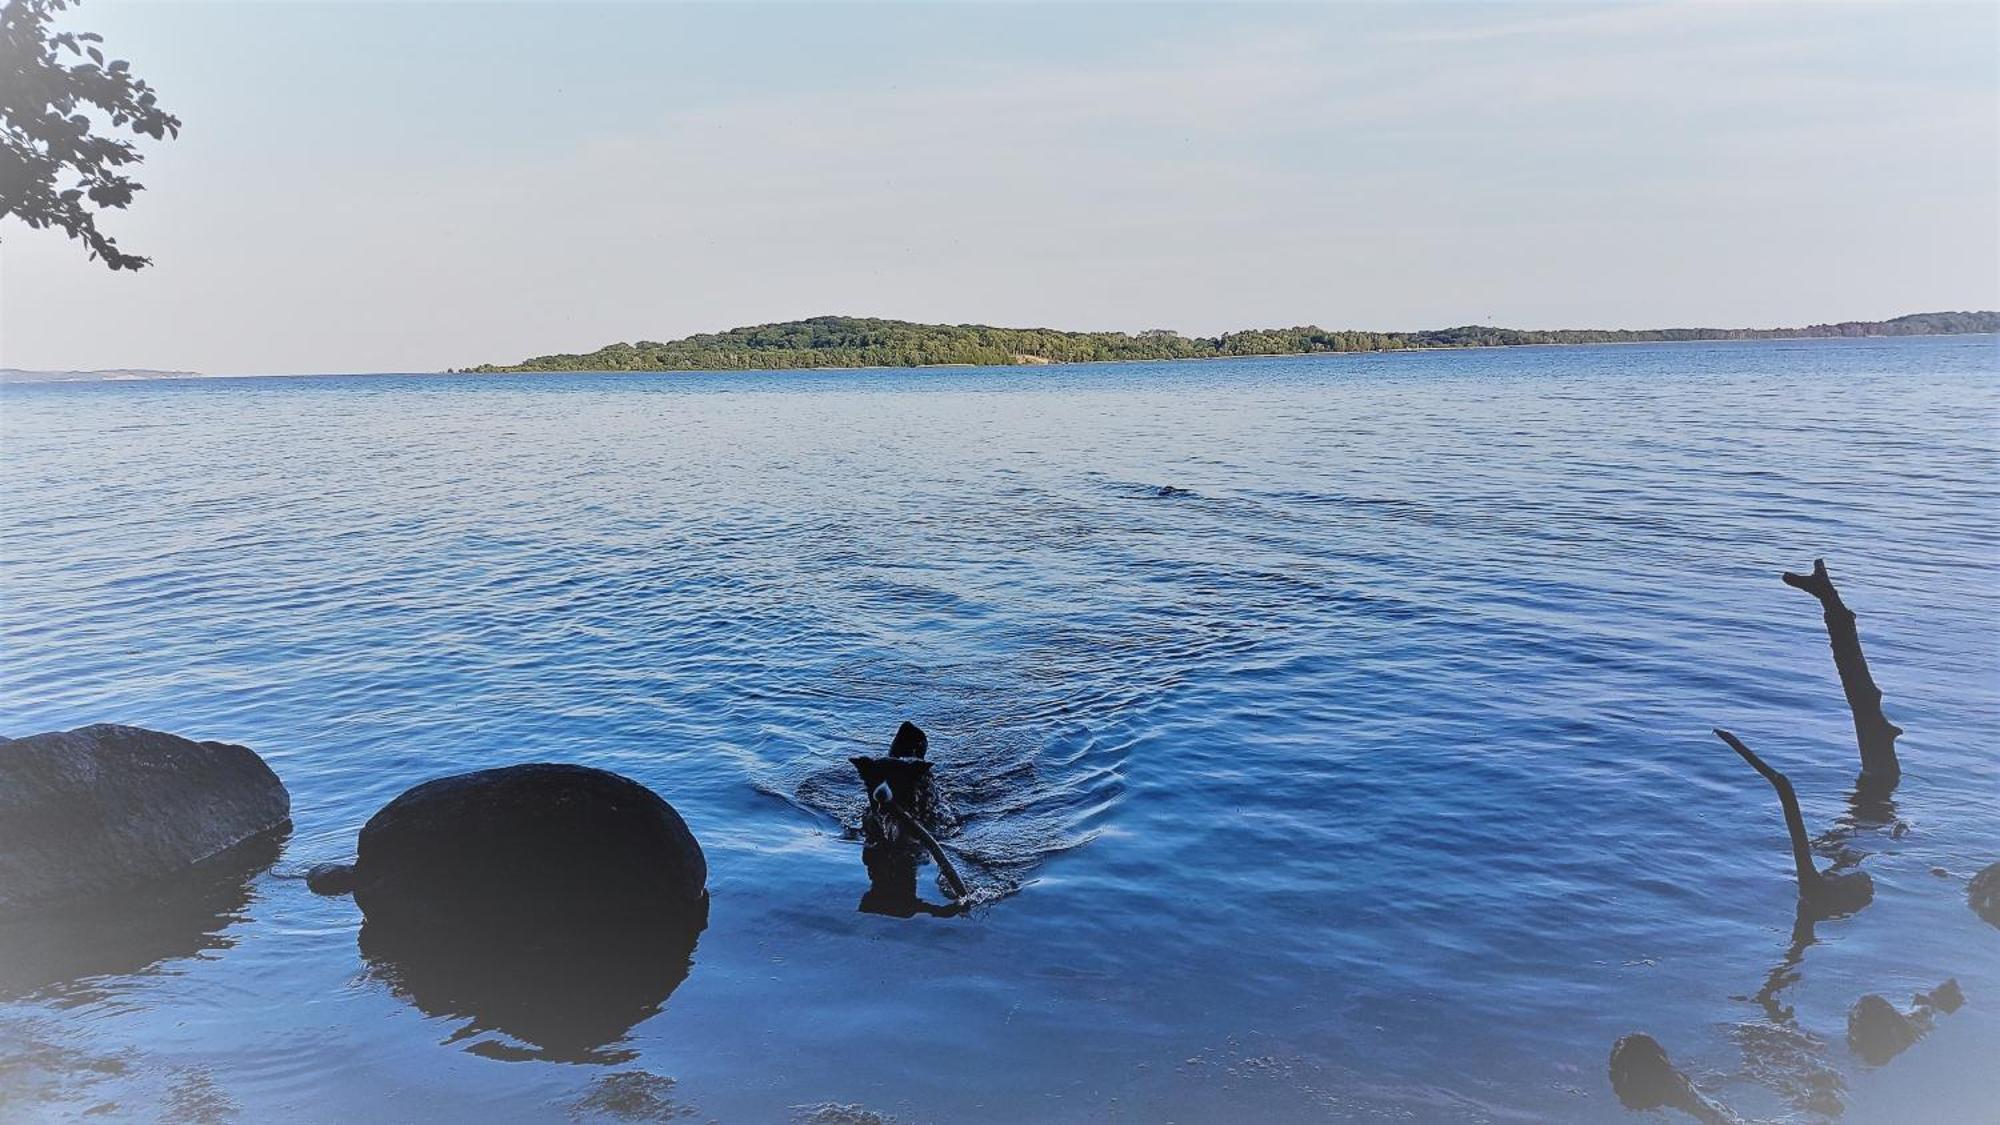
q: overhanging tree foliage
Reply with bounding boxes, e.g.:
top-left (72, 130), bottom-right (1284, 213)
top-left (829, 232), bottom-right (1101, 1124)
top-left (0, 0), bottom-right (179, 270)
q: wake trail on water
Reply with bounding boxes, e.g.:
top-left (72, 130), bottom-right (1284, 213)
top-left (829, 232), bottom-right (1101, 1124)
top-left (744, 477), bottom-right (1281, 900)
top-left (752, 697), bottom-right (1130, 901)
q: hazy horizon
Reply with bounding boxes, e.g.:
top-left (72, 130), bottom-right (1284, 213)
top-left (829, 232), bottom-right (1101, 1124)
top-left (6, 306), bottom-right (1997, 378)
top-left (3, 1), bottom-right (1996, 376)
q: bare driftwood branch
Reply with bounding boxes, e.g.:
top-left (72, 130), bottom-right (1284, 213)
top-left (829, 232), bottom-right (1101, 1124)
top-left (1782, 558), bottom-right (1902, 788)
top-left (1714, 728), bottom-right (1873, 916)
top-left (1714, 728), bottom-right (1821, 895)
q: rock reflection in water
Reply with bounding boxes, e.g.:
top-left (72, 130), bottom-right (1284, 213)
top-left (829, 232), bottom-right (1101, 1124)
top-left (1835, 784), bottom-right (1898, 838)
top-left (0, 830), bottom-right (283, 1003)
top-left (1721, 780), bottom-right (1911, 1115)
top-left (1746, 907), bottom-right (1820, 1025)
top-left (359, 912), bottom-right (703, 1064)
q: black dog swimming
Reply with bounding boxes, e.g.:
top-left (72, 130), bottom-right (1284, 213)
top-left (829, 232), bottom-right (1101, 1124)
top-left (850, 721), bottom-right (969, 915)
top-left (852, 721), bottom-right (941, 842)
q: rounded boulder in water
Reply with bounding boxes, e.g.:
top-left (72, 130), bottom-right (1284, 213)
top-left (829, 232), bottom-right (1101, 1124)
top-left (349, 764), bottom-right (707, 942)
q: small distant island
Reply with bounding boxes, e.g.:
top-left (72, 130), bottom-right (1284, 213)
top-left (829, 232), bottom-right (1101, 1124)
top-left (459, 311), bottom-right (1999, 373)
top-left (0, 368), bottom-right (202, 384)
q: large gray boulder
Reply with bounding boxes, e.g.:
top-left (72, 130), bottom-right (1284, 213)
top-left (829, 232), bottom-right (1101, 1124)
top-left (0, 724), bottom-right (290, 911)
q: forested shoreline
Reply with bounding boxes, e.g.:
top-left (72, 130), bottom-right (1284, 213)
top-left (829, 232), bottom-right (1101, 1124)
top-left (461, 311), bottom-right (1999, 373)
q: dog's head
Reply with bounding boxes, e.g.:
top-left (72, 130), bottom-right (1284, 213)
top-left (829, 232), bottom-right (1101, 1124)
top-left (850, 755), bottom-right (932, 810)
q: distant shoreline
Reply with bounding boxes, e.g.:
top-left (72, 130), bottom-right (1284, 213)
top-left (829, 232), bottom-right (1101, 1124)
top-left (457, 312), bottom-right (2000, 375)
top-left (0, 368), bottom-right (202, 385)
top-left (8, 327), bottom-right (1993, 384)
top-left (454, 325), bottom-right (1995, 377)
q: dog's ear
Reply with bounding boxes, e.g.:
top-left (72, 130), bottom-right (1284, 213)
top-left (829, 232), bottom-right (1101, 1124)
top-left (852, 755), bottom-right (928, 796)
top-left (890, 721), bottom-right (929, 759)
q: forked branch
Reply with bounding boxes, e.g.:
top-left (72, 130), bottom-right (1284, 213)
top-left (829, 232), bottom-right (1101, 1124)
top-left (1781, 558), bottom-right (1901, 788)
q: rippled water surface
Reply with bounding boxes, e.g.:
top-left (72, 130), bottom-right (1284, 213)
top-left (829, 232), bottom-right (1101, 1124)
top-left (2, 337), bottom-right (1996, 1122)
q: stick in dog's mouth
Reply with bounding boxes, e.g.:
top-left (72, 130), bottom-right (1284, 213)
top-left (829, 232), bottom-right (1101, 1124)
top-left (878, 793), bottom-right (971, 901)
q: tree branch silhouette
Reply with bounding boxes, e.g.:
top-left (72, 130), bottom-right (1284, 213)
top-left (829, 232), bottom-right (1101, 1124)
top-left (1, 0), bottom-right (180, 269)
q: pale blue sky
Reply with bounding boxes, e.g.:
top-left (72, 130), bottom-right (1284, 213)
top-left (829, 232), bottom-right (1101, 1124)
top-left (2, 1), bottom-right (1995, 374)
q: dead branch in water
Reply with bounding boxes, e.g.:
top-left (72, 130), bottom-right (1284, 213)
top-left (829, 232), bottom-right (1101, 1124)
top-left (1781, 559), bottom-right (1902, 789)
top-left (1714, 728), bottom-right (1872, 916)
top-left (1715, 729), bottom-right (1824, 897)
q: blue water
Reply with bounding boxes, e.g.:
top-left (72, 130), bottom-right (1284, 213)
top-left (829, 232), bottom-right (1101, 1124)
top-left (1, 336), bottom-right (1996, 1122)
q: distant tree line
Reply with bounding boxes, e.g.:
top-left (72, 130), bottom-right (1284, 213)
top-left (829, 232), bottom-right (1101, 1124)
top-left (460, 311), bottom-right (2000, 374)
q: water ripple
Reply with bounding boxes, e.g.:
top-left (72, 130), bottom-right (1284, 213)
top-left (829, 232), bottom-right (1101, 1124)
top-left (1, 336), bottom-right (1995, 1121)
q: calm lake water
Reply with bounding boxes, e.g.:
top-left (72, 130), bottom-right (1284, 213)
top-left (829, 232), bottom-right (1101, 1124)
top-left (1, 336), bottom-right (1996, 1122)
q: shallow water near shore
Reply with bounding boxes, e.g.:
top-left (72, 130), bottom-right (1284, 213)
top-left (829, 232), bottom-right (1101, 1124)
top-left (2, 336), bottom-right (1996, 1121)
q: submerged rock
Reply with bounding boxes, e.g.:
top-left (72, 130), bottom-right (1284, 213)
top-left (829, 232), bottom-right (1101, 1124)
top-left (1915, 978), bottom-right (1964, 1015)
top-left (346, 763), bottom-right (707, 940)
top-left (1847, 994), bottom-right (1923, 1065)
top-left (0, 724), bottom-right (290, 911)
top-left (1846, 979), bottom-right (1965, 1066)
top-left (304, 862), bottom-right (356, 896)
top-left (1608, 1033), bottom-right (1742, 1124)
top-left (1969, 862), bottom-right (2000, 928)
top-left (569, 1071), bottom-right (697, 1121)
